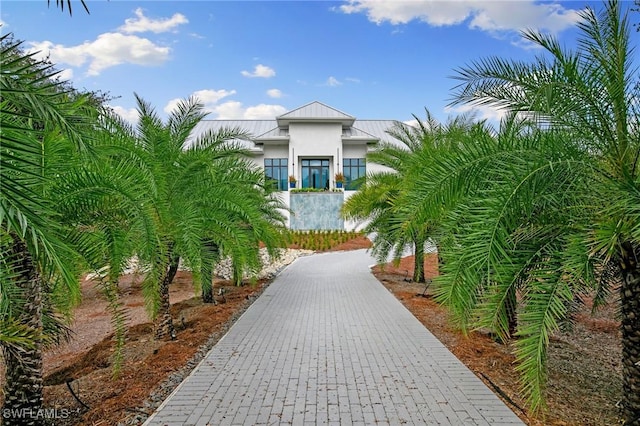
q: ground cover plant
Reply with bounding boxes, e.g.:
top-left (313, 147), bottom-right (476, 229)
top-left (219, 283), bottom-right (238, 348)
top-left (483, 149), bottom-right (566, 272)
top-left (286, 230), bottom-right (366, 251)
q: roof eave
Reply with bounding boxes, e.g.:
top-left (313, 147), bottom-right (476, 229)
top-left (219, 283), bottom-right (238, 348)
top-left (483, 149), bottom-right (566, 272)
top-left (254, 136), bottom-right (290, 145)
top-left (276, 117), bottom-right (356, 127)
top-left (341, 137), bottom-right (378, 145)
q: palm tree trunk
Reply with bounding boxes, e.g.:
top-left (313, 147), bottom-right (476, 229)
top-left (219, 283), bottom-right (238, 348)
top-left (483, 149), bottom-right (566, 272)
top-left (154, 250), bottom-right (178, 340)
top-left (2, 236), bottom-right (44, 426)
top-left (201, 267), bottom-right (214, 303)
top-left (505, 286), bottom-right (518, 339)
top-left (413, 238), bottom-right (425, 283)
top-left (201, 240), bottom-right (218, 304)
top-left (620, 241), bottom-right (640, 425)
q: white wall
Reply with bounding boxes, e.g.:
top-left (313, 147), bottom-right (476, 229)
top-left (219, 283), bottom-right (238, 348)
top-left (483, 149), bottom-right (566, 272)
top-left (274, 191), bottom-right (291, 227)
top-left (289, 122), bottom-right (342, 181)
top-left (262, 145), bottom-right (289, 159)
top-left (244, 121), bottom-right (397, 230)
top-left (343, 190), bottom-right (367, 231)
top-left (342, 145), bottom-right (367, 159)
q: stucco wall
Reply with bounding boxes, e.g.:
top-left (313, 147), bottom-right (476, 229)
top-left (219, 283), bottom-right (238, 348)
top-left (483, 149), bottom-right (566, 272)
top-left (263, 145), bottom-right (289, 159)
top-left (289, 122), bottom-right (342, 181)
top-left (342, 145), bottom-right (367, 159)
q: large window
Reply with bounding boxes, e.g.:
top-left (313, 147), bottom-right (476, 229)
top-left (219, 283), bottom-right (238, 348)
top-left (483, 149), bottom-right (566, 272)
top-left (301, 159), bottom-right (330, 189)
top-left (264, 158), bottom-right (288, 191)
top-left (343, 158), bottom-right (366, 190)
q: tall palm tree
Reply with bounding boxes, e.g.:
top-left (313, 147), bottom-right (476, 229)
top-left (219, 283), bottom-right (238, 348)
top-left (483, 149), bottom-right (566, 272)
top-left (437, 0), bottom-right (639, 421)
top-left (342, 110), bottom-right (480, 283)
top-left (123, 95), bottom-right (286, 340)
top-left (1, 34), bottom-right (86, 424)
top-left (48, 0), bottom-right (89, 15)
top-left (0, 34), bottom-right (146, 423)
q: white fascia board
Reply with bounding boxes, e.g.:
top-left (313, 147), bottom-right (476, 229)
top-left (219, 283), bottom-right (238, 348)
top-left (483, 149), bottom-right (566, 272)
top-left (341, 137), bottom-right (377, 145)
top-left (277, 117), bottom-right (355, 127)
top-left (247, 148), bottom-right (264, 156)
top-left (254, 136), bottom-right (290, 145)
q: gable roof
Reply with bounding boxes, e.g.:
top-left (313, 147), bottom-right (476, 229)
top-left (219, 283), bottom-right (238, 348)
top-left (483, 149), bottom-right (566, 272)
top-left (276, 101), bottom-right (355, 126)
top-left (184, 103), bottom-right (405, 151)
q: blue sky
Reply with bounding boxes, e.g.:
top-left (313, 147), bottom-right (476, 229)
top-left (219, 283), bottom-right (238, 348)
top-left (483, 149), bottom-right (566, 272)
top-left (1, 1), bottom-right (629, 124)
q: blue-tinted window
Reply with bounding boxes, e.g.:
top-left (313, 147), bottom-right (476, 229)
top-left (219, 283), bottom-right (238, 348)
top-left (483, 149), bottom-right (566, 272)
top-left (343, 158), bottom-right (366, 190)
top-left (301, 159), bottom-right (330, 189)
top-left (264, 158), bottom-right (288, 191)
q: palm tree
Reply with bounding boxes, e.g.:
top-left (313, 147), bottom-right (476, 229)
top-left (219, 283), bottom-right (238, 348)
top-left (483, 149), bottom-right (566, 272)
top-left (0, 34), bottom-right (144, 423)
top-left (342, 110), bottom-right (480, 283)
top-left (123, 95), bottom-right (286, 340)
top-left (438, 0), bottom-right (639, 421)
top-left (48, 0), bottom-right (89, 15)
top-left (1, 34), bottom-right (85, 424)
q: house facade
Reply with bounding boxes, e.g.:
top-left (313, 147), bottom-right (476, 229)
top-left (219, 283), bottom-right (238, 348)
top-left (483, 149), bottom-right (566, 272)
top-left (189, 101), bottom-right (402, 230)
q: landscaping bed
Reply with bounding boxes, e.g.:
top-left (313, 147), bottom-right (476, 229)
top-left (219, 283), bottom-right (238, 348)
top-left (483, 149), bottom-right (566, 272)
top-left (374, 254), bottom-right (622, 426)
top-left (0, 238), bottom-right (622, 425)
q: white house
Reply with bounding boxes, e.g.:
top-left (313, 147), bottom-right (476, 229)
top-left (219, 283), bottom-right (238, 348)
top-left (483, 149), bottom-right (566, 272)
top-left (189, 101), bottom-right (403, 230)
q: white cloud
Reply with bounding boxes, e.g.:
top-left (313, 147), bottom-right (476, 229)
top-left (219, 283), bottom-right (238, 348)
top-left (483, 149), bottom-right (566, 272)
top-left (86, 33), bottom-right (170, 75)
top-left (338, 1), bottom-right (581, 35)
top-left (164, 88), bottom-right (236, 114)
top-left (241, 64), bottom-right (276, 78)
top-left (28, 40), bottom-right (86, 67)
top-left (119, 8), bottom-right (188, 34)
top-left (339, 1), bottom-right (470, 26)
top-left (445, 103), bottom-right (508, 124)
top-left (193, 88), bottom-right (236, 105)
top-left (244, 104), bottom-right (287, 119)
top-left (212, 101), bottom-right (286, 119)
top-left (162, 90), bottom-right (286, 120)
top-left (55, 68), bottom-right (74, 81)
top-left (163, 98), bottom-right (182, 116)
top-left (212, 101), bottom-right (245, 119)
top-left (326, 76), bottom-right (342, 87)
top-left (109, 105), bottom-right (140, 125)
top-left (266, 89), bottom-right (283, 98)
top-left (24, 8), bottom-right (186, 76)
top-left (468, 2), bottom-right (580, 34)
top-left (27, 33), bottom-right (171, 76)
top-left (345, 77), bottom-right (361, 83)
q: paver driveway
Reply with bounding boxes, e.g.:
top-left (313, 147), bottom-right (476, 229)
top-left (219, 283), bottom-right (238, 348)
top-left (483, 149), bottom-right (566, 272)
top-left (144, 249), bottom-right (524, 425)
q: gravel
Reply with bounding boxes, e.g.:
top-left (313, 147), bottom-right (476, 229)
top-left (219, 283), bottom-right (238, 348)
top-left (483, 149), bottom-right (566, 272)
top-left (214, 248), bottom-right (313, 280)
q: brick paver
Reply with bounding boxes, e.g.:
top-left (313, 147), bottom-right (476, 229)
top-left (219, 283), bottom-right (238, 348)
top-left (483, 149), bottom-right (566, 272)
top-left (144, 250), bottom-right (524, 425)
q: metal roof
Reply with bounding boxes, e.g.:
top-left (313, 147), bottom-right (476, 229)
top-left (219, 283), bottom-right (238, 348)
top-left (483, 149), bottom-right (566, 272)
top-left (255, 127), bottom-right (289, 140)
top-left (186, 120), bottom-right (275, 150)
top-left (352, 120), bottom-right (404, 145)
top-left (185, 104), bottom-right (406, 150)
top-left (277, 101), bottom-right (354, 120)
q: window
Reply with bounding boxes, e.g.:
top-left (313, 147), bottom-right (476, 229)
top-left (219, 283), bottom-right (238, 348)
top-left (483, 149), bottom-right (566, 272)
top-left (301, 159), bottom-right (330, 189)
top-left (264, 158), bottom-right (288, 191)
top-left (343, 158), bottom-right (366, 190)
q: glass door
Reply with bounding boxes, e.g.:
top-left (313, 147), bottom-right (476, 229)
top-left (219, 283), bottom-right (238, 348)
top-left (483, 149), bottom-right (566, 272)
top-left (301, 159), bottom-right (330, 189)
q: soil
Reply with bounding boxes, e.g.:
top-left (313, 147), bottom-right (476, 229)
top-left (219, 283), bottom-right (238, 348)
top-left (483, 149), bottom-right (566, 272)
top-left (372, 255), bottom-right (622, 426)
top-left (1, 238), bottom-right (623, 426)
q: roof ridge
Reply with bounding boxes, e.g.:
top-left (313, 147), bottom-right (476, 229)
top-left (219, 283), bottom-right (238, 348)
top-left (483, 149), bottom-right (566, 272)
top-left (277, 101), bottom-right (355, 119)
